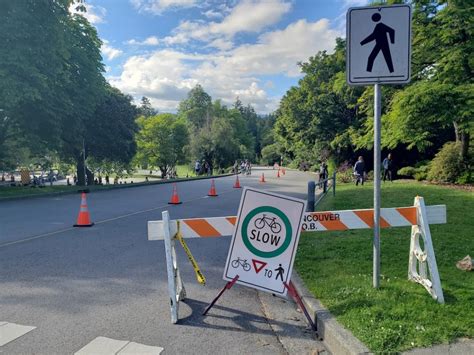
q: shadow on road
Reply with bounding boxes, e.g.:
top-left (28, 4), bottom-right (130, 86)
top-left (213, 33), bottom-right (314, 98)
top-left (179, 298), bottom-right (310, 340)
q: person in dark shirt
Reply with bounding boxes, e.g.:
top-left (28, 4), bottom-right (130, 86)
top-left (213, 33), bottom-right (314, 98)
top-left (354, 156), bottom-right (365, 186)
top-left (382, 153), bottom-right (394, 182)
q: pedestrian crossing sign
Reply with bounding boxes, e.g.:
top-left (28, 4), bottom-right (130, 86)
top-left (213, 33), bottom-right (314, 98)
top-left (347, 4), bottom-right (411, 85)
top-left (223, 188), bottom-right (306, 295)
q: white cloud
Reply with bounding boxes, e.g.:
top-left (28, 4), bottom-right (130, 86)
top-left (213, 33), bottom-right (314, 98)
top-left (162, 0), bottom-right (291, 45)
top-left (127, 36), bottom-right (160, 46)
top-left (206, 38), bottom-right (234, 51)
top-left (202, 9), bottom-right (223, 19)
top-left (131, 0), bottom-right (198, 15)
top-left (109, 17), bottom-right (340, 113)
top-left (101, 40), bottom-right (123, 60)
top-left (342, 0), bottom-right (367, 7)
top-left (69, 4), bottom-right (106, 24)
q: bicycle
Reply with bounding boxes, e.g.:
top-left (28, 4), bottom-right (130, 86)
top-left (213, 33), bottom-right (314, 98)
top-left (231, 257), bottom-right (251, 271)
top-left (254, 214), bottom-right (282, 233)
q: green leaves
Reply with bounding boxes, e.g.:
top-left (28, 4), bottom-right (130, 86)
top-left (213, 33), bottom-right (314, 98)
top-left (274, 1), bottom-right (473, 167)
top-left (135, 113), bottom-right (189, 176)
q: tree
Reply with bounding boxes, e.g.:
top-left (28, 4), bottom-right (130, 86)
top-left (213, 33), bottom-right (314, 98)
top-left (87, 86), bottom-right (138, 176)
top-left (138, 96), bottom-right (157, 117)
top-left (178, 84), bottom-right (212, 128)
top-left (0, 0), bottom-right (74, 162)
top-left (135, 113), bottom-right (189, 178)
top-left (59, 12), bottom-right (106, 185)
top-left (0, 0), bottom-right (108, 185)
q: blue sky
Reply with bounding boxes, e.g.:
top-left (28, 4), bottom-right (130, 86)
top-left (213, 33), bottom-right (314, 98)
top-left (74, 0), bottom-right (368, 113)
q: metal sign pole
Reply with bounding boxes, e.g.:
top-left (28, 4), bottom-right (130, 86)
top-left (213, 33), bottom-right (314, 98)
top-left (373, 83), bottom-right (381, 288)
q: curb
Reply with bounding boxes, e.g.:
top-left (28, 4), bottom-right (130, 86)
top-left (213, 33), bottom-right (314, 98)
top-left (291, 272), bottom-right (371, 355)
top-left (0, 173), bottom-right (235, 202)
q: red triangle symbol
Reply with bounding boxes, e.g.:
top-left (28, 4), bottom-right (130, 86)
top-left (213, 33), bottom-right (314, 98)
top-left (252, 259), bottom-right (267, 274)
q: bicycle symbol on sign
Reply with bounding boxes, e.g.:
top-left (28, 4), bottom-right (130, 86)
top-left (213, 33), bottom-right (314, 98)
top-left (254, 214), bottom-right (282, 234)
top-left (231, 257), bottom-right (251, 271)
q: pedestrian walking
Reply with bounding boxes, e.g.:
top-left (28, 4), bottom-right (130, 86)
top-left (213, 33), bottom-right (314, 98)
top-left (354, 156), bottom-right (366, 186)
top-left (382, 153), bottom-right (394, 182)
top-left (318, 161), bottom-right (328, 188)
top-left (195, 160), bottom-right (201, 176)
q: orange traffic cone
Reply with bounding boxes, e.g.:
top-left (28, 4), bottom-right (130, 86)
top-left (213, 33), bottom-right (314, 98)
top-left (233, 175), bottom-right (241, 188)
top-left (277, 169), bottom-right (280, 178)
top-left (168, 183), bottom-right (182, 204)
top-left (74, 192), bottom-right (94, 227)
top-left (260, 173), bottom-right (266, 183)
top-left (208, 179), bottom-right (218, 196)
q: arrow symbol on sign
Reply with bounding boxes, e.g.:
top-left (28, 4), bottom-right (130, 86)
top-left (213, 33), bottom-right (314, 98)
top-left (252, 259), bottom-right (267, 274)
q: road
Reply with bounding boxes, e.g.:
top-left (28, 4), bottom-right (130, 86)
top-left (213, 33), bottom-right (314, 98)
top-left (0, 167), bottom-right (326, 354)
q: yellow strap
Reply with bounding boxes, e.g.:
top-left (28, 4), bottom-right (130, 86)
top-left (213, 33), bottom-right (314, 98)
top-left (175, 221), bottom-right (206, 285)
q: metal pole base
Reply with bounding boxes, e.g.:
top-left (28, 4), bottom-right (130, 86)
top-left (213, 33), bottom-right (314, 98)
top-left (202, 275), bottom-right (239, 316)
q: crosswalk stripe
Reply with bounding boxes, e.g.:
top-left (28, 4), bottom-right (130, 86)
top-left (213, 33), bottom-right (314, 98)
top-left (119, 341), bottom-right (164, 354)
top-left (75, 336), bottom-right (163, 355)
top-left (0, 322), bottom-right (36, 347)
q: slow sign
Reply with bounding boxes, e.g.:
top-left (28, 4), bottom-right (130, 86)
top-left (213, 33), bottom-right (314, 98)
top-left (223, 188), bottom-right (306, 295)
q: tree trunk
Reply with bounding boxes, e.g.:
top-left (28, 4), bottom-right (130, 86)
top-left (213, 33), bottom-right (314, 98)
top-left (86, 167), bottom-right (94, 185)
top-left (76, 157), bottom-right (86, 186)
top-left (159, 166), bottom-right (167, 179)
top-left (454, 121), bottom-right (470, 160)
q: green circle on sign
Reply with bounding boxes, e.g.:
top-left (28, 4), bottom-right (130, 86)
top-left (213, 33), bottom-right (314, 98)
top-left (241, 206), bottom-right (292, 258)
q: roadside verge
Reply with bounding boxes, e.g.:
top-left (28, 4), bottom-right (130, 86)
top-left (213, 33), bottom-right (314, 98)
top-left (291, 272), bottom-right (370, 355)
top-left (0, 173), bottom-right (234, 202)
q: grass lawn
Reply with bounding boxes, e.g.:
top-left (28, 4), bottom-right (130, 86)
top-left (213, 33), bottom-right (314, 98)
top-left (0, 185), bottom-right (80, 198)
top-left (295, 181), bottom-right (474, 353)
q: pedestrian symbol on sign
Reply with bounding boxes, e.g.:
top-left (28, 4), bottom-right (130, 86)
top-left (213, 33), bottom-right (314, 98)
top-left (275, 264), bottom-right (285, 281)
top-left (360, 12), bottom-right (395, 73)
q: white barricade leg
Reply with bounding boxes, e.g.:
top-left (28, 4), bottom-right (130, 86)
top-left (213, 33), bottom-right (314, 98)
top-left (408, 197), bottom-right (445, 303)
top-left (163, 211), bottom-right (186, 324)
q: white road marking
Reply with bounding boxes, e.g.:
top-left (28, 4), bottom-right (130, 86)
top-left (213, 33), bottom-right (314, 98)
top-left (75, 336), bottom-right (128, 354)
top-left (119, 341), bottom-right (164, 354)
top-left (75, 336), bottom-right (163, 355)
top-left (0, 187), bottom-right (238, 249)
top-left (0, 322), bottom-right (36, 347)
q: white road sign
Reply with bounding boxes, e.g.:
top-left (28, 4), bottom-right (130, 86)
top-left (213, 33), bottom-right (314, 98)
top-left (223, 188), bottom-right (306, 295)
top-left (347, 5), bottom-right (411, 85)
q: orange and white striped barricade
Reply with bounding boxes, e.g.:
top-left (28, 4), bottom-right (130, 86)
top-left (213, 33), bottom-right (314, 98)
top-left (148, 197), bottom-right (447, 322)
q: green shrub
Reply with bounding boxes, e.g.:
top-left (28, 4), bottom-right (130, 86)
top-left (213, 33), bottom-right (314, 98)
top-left (414, 165), bottom-right (429, 181)
top-left (336, 161), bottom-right (354, 183)
top-left (366, 170), bottom-right (374, 181)
top-left (456, 170), bottom-right (473, 184)
top-left (427, 142), bottom-right (464, 183)
top-left (260, 143), bottom-right (281, 166)
top-left (397, 166), bottom-right (417, 177)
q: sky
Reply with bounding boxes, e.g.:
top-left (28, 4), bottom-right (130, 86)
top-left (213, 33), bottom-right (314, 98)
top-left (74, 0), bottom-right (368, 113)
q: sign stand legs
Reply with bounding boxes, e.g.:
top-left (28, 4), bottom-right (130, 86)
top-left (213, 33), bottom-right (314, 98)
top-left (202, 275), bottom-right (240, 316)
top-left (373, 83), bottom-right (381, 288)
top-left (284, 281), bottom-right (318, 336)
top-left (408, 197), bottom-right (445, 303)
top-left (163, 211), bottom-right (186, 324)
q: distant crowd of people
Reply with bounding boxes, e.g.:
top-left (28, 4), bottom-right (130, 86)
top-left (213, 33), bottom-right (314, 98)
top-left (234, 160), bottom-right (252, 175)
top-left (194, 160), bottom-right (212, 176)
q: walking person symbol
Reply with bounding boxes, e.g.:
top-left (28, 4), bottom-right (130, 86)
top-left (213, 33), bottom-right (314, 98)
top-left (360, 12), bottom-right (395, 73)
top-left (275, 264), bottom-right (285, 282)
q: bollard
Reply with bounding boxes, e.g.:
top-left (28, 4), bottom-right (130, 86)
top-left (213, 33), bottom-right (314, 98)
top-left (307, 181), bottom-right (315, 212)
top-left (333, 171), bottom-right (336, 197)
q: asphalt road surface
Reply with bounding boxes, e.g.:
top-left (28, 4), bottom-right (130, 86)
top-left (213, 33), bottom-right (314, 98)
top-left (0, 167), bottom-right (327, 354)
